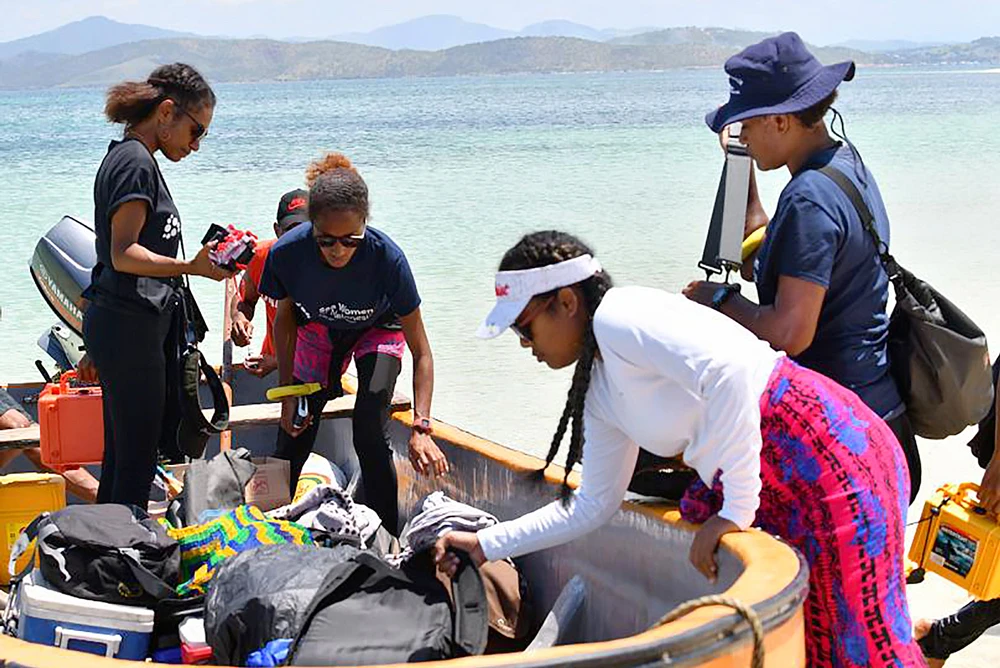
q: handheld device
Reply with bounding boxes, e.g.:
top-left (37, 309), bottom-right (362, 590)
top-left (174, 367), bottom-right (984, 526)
top-left (201, 224), bottom-right (258, 271)
top-left (699, 122), bottom-right (751, 282)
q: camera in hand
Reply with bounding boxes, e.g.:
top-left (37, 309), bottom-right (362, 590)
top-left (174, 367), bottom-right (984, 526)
top-left (201, 224), bottom-right (258, 271)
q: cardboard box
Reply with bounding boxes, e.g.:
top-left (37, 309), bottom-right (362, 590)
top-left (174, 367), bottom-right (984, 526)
top-left (245, 457), bottom-right (291, 511)
top-left (162, 457), bottom-right (291, 513)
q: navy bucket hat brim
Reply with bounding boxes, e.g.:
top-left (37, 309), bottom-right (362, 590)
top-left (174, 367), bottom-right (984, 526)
top-left (705, 32), bottom-right (856, 134)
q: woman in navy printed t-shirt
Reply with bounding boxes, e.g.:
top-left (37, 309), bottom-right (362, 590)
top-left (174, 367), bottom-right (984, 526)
top-left (259, 152), bottom-right (447, 535)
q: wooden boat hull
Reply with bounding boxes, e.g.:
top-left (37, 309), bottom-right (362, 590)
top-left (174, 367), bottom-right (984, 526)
top-left (0, 372), bottom-right (807, 666)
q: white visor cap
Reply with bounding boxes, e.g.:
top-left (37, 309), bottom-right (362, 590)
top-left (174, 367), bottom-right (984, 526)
top-left (476, 254), bottom-right (603, 339)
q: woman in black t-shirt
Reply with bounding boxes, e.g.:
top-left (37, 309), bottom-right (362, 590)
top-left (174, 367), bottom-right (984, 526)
top-left (82, 63), bottom-right (231, 509)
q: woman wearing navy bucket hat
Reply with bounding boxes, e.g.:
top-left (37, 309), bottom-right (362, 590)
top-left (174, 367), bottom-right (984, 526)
top-left (435, 231), bottom-right (925, 668)
top-left (684, 33), bottom-right (922, 503)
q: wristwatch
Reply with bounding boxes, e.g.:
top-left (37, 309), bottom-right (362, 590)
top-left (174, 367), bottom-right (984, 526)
top-left (412, 416), bottom-right (433, 435)
top-left (710, 283), bottom-right (740, 311)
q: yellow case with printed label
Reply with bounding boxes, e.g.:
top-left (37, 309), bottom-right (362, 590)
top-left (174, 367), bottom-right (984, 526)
top-left (0, 473), bottom-right (65, 585)
top-left (909, 482), bottom-right (1000, 599)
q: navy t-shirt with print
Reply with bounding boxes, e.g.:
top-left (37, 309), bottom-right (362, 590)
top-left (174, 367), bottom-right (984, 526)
top-left (754, 143), bottom-right (902, 417)
top-left (88, 138), bottom-right (182, 312)
top-left (258, 223), bottom-right (420, 331)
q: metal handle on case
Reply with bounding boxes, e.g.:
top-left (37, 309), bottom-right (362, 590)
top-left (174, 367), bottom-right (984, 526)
top-left (58, 370), bottom-right (78, 393)
top-left (55, 625), bottom-right (123, 657)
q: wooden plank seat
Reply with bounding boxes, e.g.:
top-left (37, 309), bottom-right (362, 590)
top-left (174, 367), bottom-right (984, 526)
top-left (0, 393), bottom-right (412, 451)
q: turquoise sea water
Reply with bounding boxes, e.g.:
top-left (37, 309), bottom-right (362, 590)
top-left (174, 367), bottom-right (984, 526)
top-left (2, 68), bottom-right (1000, 459)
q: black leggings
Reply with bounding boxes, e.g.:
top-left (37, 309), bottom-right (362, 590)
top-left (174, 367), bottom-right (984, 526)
top-left (83, 303), bottom-right (181, 509)
top-left (885, 411), bottom-right (921, 504)
top-left (919, 598), bottom-right (1000, 660)
top-left (274, 353), bottom-right (402, 534)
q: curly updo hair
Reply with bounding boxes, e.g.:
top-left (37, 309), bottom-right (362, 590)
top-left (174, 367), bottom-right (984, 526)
top-left (305, 152), bottom-right (369, 222)
top-left (499, 230), bottom-right (614, 505)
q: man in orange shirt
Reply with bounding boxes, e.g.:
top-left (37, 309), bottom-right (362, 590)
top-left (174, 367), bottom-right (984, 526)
top-left (231, 189), bottom-right (309, 376)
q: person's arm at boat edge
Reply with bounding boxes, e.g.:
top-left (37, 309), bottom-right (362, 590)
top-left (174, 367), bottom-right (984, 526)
top-left (435, 413), bottom-right (637, 574)
top-left (399, 307), bottom-right (449, 478)
top-left (683, 369), bottom-right (765, 582)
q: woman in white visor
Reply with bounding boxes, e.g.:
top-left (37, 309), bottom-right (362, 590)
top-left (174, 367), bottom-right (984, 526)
top-left (435, 230), bottom-right (924, 668)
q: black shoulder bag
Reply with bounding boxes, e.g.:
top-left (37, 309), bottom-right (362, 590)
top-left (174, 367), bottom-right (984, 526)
top-left (174, 238), bottom-right (229, 459)
top-left (818, 165), bottom-right (993, 439)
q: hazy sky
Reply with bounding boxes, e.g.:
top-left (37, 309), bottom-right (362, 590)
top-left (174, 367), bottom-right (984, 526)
top-left (0, 0), bottom-right (996, 44)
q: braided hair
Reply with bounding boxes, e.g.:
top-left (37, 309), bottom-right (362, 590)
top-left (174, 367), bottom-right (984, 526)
top-left (105, 63), bottom-right (216, 131)
top-left (499, 231), bottom-right (613, 505)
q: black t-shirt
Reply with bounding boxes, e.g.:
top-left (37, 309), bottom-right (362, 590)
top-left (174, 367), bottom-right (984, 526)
top-left (87, 138), bottom-right (182, 312)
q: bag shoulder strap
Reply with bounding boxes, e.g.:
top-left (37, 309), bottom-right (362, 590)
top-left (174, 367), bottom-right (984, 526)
top-left (815, 165), bottom-right (899, 276)
top-left (117, 549), bottom-right (177, 601)
top-left (7, 513), bottom-right (48, 583)
top-left (448, 551), bottom-right (489, 657)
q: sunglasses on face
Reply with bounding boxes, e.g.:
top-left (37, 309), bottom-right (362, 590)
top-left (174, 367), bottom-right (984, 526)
top-left (314, 225), bottom-right (367, 249)
top-left (174, 102), bottom-right (208, 142)
top-left (511, 294), bottom-right (555, 342)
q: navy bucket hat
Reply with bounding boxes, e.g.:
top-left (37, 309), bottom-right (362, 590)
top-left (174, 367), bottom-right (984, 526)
top-left (705, 32), bottom-right (855, 133)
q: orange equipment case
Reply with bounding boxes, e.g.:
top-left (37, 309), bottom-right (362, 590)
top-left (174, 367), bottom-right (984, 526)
top-left (37, 371), bottom-right (104, 471)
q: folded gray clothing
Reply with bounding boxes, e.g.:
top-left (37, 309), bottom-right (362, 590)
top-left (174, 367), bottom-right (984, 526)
top-left (268, 484), bottom-right (381, 547)
top-left (392, 491), bottom-right (499, 565)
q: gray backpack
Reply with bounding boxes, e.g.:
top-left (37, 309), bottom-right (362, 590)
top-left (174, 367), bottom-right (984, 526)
top-left (819, 166), bottom-right (993, 439)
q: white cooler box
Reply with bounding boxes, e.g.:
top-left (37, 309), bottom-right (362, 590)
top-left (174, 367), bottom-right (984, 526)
top-left (16, 571), bottom-right (154, 660)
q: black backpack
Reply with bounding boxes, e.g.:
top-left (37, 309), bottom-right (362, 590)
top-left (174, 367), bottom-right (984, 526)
top-left (205, 543), bottom-right (364, 666)
top-left (817, 165), bottom-right (993, 439)
top-left (10, 504), bottom-right (179, 607)
top-left (286, 551), bottom-right (489, 666)
top-left (968, 356), bottom-right (1000, 468)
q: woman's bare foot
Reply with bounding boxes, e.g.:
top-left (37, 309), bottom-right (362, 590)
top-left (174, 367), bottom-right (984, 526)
top-left (913, 618), bottom-right (946, 667)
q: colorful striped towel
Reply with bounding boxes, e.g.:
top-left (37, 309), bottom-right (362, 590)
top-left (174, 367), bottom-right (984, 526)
top-left (164, 505), bottom-right (313, 596)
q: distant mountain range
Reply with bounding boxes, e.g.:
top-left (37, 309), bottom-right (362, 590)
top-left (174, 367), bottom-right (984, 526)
top-left (327, 16), bottom-right (660, 50)
top-left (0, 17), bottom-right (997, 91)
top-left (0, 15), bottom-right (664, 56)
top-left (0, 16), bottom-right (193, 60)
top-left (833, 38), bottom-right (947, 52)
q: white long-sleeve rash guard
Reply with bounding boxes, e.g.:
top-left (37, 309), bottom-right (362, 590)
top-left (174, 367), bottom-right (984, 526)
top-left (477, 286), bottom-right (783, 561)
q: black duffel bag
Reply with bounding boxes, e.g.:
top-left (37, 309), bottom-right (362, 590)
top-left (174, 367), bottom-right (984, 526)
top-left (818, 166), bottom-right (993, 439)
top-left (287, 551), bottom-right (489, 666)
top-left (205, 543), bottom-right (363, 666)
top-left (10, 504), bottom-right (179, 607)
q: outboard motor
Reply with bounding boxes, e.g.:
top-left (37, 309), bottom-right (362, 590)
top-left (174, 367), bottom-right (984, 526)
top-left (29, 216), bottom-right (96, 376)
top-left (29, 215), bottom-right (95, 336)
top-left (37, 324), bottom-right (85, 373)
